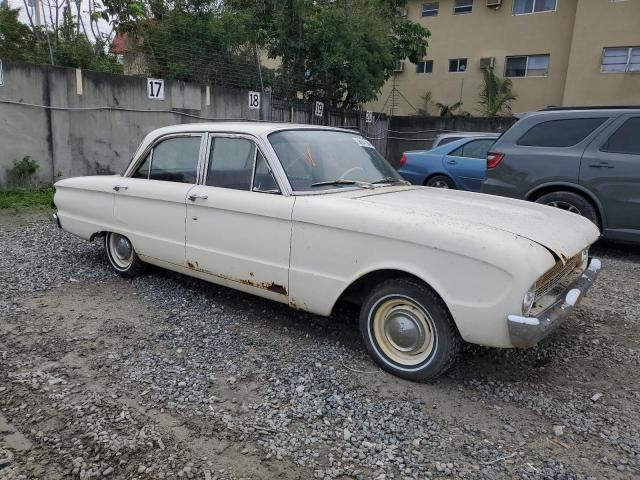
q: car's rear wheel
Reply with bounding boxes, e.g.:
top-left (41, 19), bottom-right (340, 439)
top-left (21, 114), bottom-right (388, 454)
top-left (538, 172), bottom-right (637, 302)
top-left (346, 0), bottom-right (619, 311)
top-left (535, 191), bottom-right (599, 225)
top-left (104, 232), bottom-right (145, 277)
top-left (359, 278), bottom-right (461, 381)
top-left (425, 175), bottom-right (455, 189)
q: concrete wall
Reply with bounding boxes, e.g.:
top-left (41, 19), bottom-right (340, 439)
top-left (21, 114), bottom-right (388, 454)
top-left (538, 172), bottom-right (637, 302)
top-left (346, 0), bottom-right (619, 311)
top-left (0, 62), bottom-right (270, 186)
top-left (386, 115), bottom-right (516, 167)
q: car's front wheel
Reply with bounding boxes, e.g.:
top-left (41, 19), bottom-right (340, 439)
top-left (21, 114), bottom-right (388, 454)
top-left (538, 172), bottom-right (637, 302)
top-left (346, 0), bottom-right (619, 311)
top-left (359, 278), bottom-right (461, 381)
top-left (425, 175), bottom-right (455, 189)
top-left (104, 232), bottom-right (145, 277)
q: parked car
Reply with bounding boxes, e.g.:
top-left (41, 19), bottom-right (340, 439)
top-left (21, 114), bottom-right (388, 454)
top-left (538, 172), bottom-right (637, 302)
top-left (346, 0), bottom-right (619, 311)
top-left (398, 134), bottom-right (499, 190)
top-left (432, 131), bottom-right (498, 148)
top-left (53, 123), bottom-right (601, 381)
top-left (482, 107), bottom-right (640, 244)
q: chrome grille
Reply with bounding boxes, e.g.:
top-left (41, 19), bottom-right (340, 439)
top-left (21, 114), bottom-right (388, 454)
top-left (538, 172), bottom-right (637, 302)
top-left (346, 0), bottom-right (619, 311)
top-left (535, 254), bottom-right (581, 299)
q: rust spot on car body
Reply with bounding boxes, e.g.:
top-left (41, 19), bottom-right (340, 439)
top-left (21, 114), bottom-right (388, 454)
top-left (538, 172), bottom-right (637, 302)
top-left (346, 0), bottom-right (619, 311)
top-left (185, 262), bottom-right (287, 295)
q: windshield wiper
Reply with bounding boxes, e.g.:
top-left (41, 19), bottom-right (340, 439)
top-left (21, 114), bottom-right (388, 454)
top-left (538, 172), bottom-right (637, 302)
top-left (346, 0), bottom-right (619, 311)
top-left (371, 177), bottom-right (411, 186)
top-left (310, 178), bottom-right (374, 189)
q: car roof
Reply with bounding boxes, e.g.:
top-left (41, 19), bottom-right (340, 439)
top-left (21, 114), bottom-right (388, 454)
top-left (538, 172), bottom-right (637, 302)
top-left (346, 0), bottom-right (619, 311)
top-left (145, 122), bottom-right (355, 138)
top-left (436, 131), bottom-right (497, 139)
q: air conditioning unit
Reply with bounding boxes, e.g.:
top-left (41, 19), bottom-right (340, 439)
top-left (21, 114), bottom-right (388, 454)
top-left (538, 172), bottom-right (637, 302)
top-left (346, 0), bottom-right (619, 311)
top-left (487, 0), bottom-right (502, 8)
top-left (393, 61), bottom-right (405, 72)
top-left (480, 57), bottom-right (496, 69)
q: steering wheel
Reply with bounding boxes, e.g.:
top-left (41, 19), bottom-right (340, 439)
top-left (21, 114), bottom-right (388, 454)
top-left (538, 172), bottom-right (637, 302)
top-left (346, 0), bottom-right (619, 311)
top-left (339, 166), bottom-right (365, 180)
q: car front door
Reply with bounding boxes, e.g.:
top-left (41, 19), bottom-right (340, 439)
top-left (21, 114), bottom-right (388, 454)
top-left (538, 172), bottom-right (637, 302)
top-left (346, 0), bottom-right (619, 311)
top-left (580, 115), bottom-right (640, 236)
top-left (113, 134), bottom-right (203, 265)
top-left (444, 138), bottom-right (495, 191)
top-left (185, 134), bottom-right (294, 301)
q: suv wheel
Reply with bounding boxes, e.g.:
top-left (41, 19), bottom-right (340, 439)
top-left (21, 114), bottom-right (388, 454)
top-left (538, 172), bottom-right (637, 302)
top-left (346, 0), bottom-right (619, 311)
top-left (535, 191), bottom-right (598, 225)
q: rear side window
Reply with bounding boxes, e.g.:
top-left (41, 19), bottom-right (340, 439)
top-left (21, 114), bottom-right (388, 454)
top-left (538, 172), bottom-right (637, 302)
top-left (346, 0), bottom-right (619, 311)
top-left (437, 136), bottom-right (463, 146)
top-left (450, 139), bottom-right (495, 159)
top-left (602, 117), bottom-right (640, 155)
top-left (517, 118), bottom-right (607, 147)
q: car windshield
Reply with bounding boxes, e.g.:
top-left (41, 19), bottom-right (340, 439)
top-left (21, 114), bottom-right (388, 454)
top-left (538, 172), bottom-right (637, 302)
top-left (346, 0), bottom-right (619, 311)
top-left (269, 129), bottom-right (404, 191)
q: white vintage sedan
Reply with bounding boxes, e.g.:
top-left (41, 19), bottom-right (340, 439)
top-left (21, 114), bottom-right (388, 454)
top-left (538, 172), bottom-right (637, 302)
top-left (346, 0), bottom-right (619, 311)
top-left (53, 123), bottom-right (601, 380)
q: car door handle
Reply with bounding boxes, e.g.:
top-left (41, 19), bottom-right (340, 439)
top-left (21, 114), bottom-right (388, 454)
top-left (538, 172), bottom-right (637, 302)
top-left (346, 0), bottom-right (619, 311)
top-left (113, 185), bottom-right (128, 191)
top-left (188, 194), bottom-right (208, 202)
top-left (446, 159), bottom-right (457, 165)
top-left (588, 162), bottom-right (614, 169)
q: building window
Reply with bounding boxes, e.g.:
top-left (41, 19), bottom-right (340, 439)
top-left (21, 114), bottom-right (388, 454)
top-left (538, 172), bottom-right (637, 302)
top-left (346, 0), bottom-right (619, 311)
top-left (601, 47), bottom-right (640, 72)
top-left (513, 0), bottom-right (557, 15)
top-left (505, 54), bottom-right (549, 77)
top-left (422, 2), bottom-right (439, 17)
top-left (454, 0), bottom-right (473, 14)
top-left (416, 60), bottom-right (434, 74)
top-left (449, 58), bottom-right (467, 73)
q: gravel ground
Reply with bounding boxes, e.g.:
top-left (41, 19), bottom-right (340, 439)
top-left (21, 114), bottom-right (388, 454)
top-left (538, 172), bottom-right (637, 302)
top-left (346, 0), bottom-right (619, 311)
top-left (1, 211), bottom-right (639, 480)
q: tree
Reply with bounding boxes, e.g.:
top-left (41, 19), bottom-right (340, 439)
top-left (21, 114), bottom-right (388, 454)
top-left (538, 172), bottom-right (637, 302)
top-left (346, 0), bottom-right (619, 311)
top-left (478, 67), bottom-right (517, 117)
top-left (435, 100), bottom-right (464, 117)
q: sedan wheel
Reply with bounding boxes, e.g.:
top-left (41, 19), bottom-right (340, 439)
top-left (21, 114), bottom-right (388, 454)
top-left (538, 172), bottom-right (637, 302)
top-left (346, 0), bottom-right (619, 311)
top-left (104, 232), bottom-right (145, 277)
top-left (360, 278), bottom-right (461, 381)
top-left (425, 175), bottom-right (455, 189)
top-left (546, 201), bottom-right (581, 215)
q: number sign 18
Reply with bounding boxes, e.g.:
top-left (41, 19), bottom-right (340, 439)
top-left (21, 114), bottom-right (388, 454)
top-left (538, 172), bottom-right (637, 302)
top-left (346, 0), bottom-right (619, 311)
top-left (249, 91), bottom-right (261, 110)
top-left (147, 78), bottom-right (165, 100)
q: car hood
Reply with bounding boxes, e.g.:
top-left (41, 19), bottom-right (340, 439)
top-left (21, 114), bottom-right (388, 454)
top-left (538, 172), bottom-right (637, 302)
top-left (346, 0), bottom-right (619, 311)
top-left (350, 187), bottom-right (600, 261)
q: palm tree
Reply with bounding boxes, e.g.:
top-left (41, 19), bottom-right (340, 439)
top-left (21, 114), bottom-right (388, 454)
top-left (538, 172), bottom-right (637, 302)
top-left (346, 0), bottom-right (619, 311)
top-left (478, 67), bottom-right (517, 117)
top-left (435, 100), bottom-right (464, 117)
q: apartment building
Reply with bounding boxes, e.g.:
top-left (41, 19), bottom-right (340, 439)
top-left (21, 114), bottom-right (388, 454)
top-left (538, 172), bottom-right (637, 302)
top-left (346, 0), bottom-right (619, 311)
top-left (369, 0), bottom-right (640, 116)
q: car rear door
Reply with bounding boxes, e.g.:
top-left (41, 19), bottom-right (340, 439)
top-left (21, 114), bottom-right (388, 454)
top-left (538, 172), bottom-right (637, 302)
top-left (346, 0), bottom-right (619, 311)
top-left (184, 134), bottom-right (294, 301)
top-left (113, 134), bottom-right (203, 265)
top-left (580, 114), bottom-right (640, 235)
top-left (444, 138), bottom-right (495, 191)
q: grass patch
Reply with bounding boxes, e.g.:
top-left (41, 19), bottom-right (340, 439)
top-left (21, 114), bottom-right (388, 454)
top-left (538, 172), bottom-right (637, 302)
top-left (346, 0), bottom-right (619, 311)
top-left (0, 187), bottom-right (54, 211)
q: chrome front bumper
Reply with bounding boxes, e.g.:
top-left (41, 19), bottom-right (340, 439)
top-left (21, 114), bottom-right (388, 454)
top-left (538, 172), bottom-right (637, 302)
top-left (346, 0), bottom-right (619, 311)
top-left (507, 258), bottom-right (602, 348)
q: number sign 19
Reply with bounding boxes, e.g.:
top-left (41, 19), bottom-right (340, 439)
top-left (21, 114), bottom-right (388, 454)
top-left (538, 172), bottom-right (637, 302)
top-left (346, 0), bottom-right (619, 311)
top-left (365, 111), bottom-right (374, 124)
top-left (249, 91), bottom-right (261, 110)
top-left (314, 101), bottom-right (324, 117)
top-left (147, 78), bottom-right (165, 100)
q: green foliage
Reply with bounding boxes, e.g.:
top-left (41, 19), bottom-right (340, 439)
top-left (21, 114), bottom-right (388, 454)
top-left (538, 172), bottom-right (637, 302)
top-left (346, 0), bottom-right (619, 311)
top-left (0, 5), bottom-right (121, 73)
top-left (435, 101), bottom-right (464, 117)
top-left (7, 156), bottom-right (40, 188)
top-left (478, 67), bottom-right (517, 117)
top-left (0, 186), bottom-right (54, 211)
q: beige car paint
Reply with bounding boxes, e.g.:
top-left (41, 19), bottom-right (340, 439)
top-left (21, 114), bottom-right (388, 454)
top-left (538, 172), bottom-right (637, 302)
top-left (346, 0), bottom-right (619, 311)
top-left (54, 123), bottom-right (600, 350)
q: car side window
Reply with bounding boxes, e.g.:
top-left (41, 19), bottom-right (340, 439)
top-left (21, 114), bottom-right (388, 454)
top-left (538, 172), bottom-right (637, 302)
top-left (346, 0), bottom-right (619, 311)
top-left (450, 139), bottom-right (494, 159)
top-left (602, 117), bottom-right (640, 155)
top-left (438, 136), bottom-right (463, 146)
top-left (253, 151), bottom-right (280, 193)
top-left (132, 152), bottom-right (151, 179)
top-left (146, 136), bottom-right (201, 183)
top-left (516, 118), bottom-right (607, 147)
top-left (206, 137), bottom-right (256, 190)
top-left (462, 139), bottom-right (495, 159)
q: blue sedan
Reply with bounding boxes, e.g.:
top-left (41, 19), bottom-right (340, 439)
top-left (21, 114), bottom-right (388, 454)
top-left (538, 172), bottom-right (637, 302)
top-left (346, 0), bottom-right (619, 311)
top-left (398, 135), bottom-right (499, 191)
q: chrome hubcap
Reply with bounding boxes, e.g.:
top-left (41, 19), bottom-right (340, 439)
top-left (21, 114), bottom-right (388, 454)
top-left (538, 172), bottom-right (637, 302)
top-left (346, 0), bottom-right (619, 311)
top-left (108, 233), bottom-right (133, 269)
top-left (114, 236), bottom-right (132, 260)
top-left (431, 180), bottom-right (450, 189)
top-left (372, 298), bottom-right (435, 366)
top-left (547, 201), bottom-right (581, 215)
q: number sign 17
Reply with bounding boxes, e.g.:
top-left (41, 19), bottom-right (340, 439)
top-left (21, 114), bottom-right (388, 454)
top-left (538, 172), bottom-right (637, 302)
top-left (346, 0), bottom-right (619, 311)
top-left (147, 78), bottom-right (165, 100)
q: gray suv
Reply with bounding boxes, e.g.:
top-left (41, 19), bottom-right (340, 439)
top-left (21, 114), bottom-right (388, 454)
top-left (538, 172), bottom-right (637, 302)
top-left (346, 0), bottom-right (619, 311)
top-left (482, 108), bottom-right (640, 244)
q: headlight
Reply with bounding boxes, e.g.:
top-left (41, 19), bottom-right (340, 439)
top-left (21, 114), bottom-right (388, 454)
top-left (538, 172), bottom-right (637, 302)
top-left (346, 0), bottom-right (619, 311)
top-left (522, 284), bottom-right (536, 315)
top-left (580, 248), bottom-right (589, 270)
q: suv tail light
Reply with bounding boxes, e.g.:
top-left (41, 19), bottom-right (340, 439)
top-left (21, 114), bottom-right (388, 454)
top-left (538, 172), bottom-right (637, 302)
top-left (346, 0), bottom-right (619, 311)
top-left (400, 153), bottom-right (407, 166)
top-left (487, 152), bottom-right (505, 169)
